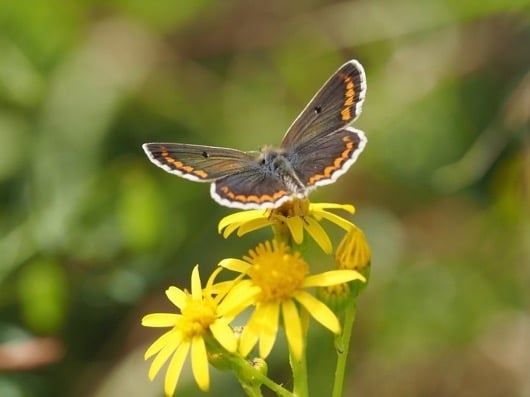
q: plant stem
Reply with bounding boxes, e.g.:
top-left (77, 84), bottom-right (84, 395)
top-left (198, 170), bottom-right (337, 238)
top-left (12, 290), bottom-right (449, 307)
top-left (208, 337), bottom-right (294, 397)
top-left (289, 340), bottom-right (309, 397)
top-left (332, 302), bottom-right (356, 397)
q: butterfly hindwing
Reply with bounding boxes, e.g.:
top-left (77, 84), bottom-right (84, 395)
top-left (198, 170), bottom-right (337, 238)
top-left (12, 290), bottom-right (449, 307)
top-left (212, 170), bottom-right (294, 209)
top-left (286, 127), bottom-right (367, 188)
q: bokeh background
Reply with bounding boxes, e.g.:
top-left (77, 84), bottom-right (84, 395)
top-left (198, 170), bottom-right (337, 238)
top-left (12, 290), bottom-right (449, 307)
top-left (1, 0), bottom-right (529, 396)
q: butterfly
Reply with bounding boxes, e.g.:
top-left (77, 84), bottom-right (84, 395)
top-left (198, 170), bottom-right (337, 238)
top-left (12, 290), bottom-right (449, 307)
top-left (143, 60), bottom-right (367, 209)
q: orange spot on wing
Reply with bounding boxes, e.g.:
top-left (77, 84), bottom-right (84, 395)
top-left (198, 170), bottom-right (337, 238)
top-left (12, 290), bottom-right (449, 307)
top-left (160, 149), bottom-right (209, 179)
top-left (219, 186), bottom-right (289, 203)
top-left (194, 170), bottom-right (208, 179)
top-left (340, 75), bottom-right (356, 122)
top-left (307, 136), bottom-right (355, 185)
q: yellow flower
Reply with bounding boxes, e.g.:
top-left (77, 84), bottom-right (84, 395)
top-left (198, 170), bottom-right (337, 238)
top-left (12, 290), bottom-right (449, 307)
top-left (335, 226), bottom-right (371, 271)
top-left (218, 240), bottom-right (365, 360)
top-left (318, 226), bottom-right (371, 306)
top-left (218, 198), bottom-right (356, 254)
top-left (142, 266), bottom-right (237, 396)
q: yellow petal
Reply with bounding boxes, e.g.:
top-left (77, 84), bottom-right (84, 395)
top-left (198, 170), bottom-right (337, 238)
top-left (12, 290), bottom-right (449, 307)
top-left (145, 329), bottom-right (180, 359)
top-left (142, 313), bottom-right (180, 328)
top-left (311, 203), bottom-right (355, 214)
top-left (218, 210), bottom-right (264, 235)
top-left (218, 281), bottom-right (259, 318)
top-left (313, 210), bottom-right (354, 231)
top-left (165, 287), bottom-right (187, 309)
top-left (191, 336), bottom-right (210, 391)
top-left (218, 258), bottom-right (251, 273)
top-left (210, 319), bottom-right (238, 352)
top-left (190, 265), bottom-right (202, 300)
top-left (236, 217), bottom-right (272, 236)
top-left (239, 310), bottom-right (261, 357)
top-left (284, 216), bottom-right (305, 244)
top-left (281, 300), bottom-right (303, 360)
top-left (294, 290), bottom-right (341, 334)
top-left (258, 303), bottom-right (280, 358)
top-left (220, 221), bottom-right (242, 238)
top-left (147, 332), bottom-right (182, 379)
top-left (218, 212), bottom-right (245, 233)
top-left (304, 217), bottom-right (332, 254)
top-left (164, 341), bottom-right (190, 397)
top-left (205, 266), bottom-right (224, 292)
top-left (303, 270), bottom-right (365, 287)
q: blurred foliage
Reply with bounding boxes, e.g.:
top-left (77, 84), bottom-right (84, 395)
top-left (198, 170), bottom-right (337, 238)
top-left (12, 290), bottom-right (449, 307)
top-left (0, 0), bottom-right (529, 396)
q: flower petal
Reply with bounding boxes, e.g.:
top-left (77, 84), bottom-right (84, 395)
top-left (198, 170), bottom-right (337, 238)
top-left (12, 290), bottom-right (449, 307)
top-left (210, 319), bottom-right (238, 352)
top-left (312, 209), bottom-right (354, 231)
top-left (218, 210), bottom-right (265, 236)
top-left (218, 258), bottom-right (251, 273)
top-left (281, 300), bottom-right (303, 360)
top-left (311, 203), bottom-right (355, 214)
top-left (258, 303), bottom-right (280, 358)
top-left (303, 269), bottom-right (365, 287)
top-left (239, 310), bottom-right (261, 357)
top-left (164, 341), bottom-right (190, 397)
top-left (220, 221), bottom-right (242, 238)
top-left (218, 280), bottom-right (260, 318)
top-left (304, 217), bottom-right (332, 254)
top-left (166, 287), bottom-right (187, 309)
top-left (191, 336), bottom-right (210, 391)
top-left (145, 328), bottom-right (181, 360)
top-left (147, 331), bottom-right (182, 379)
top-left (205, 266), bottom-right (224, 292)
top-left (142, 313), bottom-right (180, 328)
top-left (237, 217), bottom-right (272, 236)
top-left (284, 216), bottom-right (305, 244)
top-left (190, 265), bottom-right (203, 300)
top-left (294, 290), bottom-right (341, 334)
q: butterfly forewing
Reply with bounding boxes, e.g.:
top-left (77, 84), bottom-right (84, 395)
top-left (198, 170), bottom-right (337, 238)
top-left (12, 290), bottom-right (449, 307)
top-left (142, 143), bottom-right (256, 182)
top-left (280, 60), bottom-right (366, 150)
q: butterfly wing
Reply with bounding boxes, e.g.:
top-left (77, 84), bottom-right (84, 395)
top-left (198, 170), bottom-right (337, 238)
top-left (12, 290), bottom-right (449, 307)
top-left (142, 143), bottom-right (256, 182)
top-left (143, 60), bottom-right (368, 208)
top-left (280, 60), bottom-right (366, 150)
top-left (143, 142), bottom-right (295, 209)
top-left (212, 170), bottom-right (295, 209)
top-left (285, 127), bottom-right (367, 189)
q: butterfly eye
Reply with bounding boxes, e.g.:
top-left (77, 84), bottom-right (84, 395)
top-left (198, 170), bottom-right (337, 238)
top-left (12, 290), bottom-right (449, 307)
top-left (314, 105), bottom-right (322, 114)
top-left (202, 151), bottom-right (209, 158)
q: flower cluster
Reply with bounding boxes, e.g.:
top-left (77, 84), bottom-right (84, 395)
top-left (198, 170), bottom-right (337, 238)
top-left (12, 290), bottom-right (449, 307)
top-left (142, 198), bottom-right (370, 396)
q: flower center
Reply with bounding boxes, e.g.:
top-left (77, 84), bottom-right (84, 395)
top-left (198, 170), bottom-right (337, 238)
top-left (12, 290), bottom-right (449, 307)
top-left (179, 296), bottom-right (217, 338)
top-left (269, 198), bottom-right (310, 220)
top-left (244, 240), bottom-right (309, 302)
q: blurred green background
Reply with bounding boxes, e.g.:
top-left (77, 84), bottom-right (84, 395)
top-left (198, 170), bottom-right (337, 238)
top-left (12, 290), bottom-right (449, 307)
top-left (1, 0), bottom-right (529, 396)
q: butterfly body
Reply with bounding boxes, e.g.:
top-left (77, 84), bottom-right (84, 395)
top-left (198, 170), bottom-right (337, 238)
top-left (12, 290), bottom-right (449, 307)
top-left (143, 60), bottom-right (367, 209)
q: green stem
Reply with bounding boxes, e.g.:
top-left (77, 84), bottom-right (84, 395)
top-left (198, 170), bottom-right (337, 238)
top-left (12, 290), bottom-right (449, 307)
top-left (332, 302), bottom-right (356, 397)
top-left (289, 339), bottom-right (309, 397)
top-left (207, 337), bottom-right (294, 397)
top-left (239, 381), bottom-right (264, 397)
top-left (234, 355), bottom-right (294, 397)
